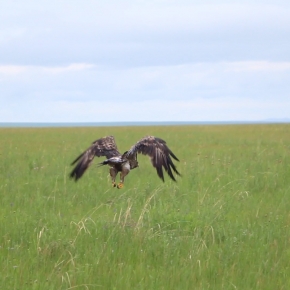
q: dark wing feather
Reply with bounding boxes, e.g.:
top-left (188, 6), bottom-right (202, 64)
top-left (126, 136), bottom-right (180, 182)
top-left (70, 136), bottom-right (120, 181)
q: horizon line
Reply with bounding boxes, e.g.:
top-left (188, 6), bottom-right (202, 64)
top-left (1, 120), bottom-right (290, 128)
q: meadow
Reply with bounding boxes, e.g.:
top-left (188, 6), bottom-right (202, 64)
top-left (0, 124), bottom-right (290, 289)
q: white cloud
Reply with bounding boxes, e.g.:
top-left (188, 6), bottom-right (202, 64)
top-left (226, 61), bottom-right (290, 72)
top-left (0, 60), bottom-right (289, 103)
top-left (42, 63), bottom-right (95, 74)
top-left (0, 65), bottom-right (27, 75)
top-left (2, 97), bottom-right (289, 123)
top-left (0, 63), bottom-right (95, 75)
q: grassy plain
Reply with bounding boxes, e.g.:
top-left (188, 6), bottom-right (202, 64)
top-left (0, 124), bottom-right (290, 289)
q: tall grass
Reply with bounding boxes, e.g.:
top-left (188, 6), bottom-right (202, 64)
top-left (0, 124), bottom-right (290, 289)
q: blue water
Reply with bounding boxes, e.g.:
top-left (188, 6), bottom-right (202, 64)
top-left (0, 120), bottom-right (289, 128)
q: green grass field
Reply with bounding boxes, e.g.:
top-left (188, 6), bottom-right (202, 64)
top-left (1, 124), bottom-right (290, 289)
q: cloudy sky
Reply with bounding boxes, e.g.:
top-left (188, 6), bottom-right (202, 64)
top-left (1, 0), bottom-right (290, 123)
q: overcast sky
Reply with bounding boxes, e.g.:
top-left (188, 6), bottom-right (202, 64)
top-left (1, 0), bottom-right (290, 123)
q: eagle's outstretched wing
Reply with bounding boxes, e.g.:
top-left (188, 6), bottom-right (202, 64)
top-left (126, 136), bottom-right (180, 182)
top-left (70, 136), bottom-right (120, 181)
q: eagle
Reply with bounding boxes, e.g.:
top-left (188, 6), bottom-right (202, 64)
top-left (70, 135), bottom-right (180, 188)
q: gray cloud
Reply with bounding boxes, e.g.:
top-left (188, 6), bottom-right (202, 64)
top-left (1, 1), bottom-right (290, 66)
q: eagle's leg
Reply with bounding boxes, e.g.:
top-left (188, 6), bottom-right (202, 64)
top-left (110, 167), bottom-right (117, 187)
top-left (117, 168), bottom-right (130, 189)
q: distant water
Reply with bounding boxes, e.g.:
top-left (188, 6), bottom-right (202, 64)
top-left (0, 120), bottom-right (289, 128)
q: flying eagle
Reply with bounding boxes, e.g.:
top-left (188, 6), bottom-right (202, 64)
top-left (70, 135), bottom-right (180, 188)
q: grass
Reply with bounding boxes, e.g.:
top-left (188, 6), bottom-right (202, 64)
top-left (0, 124), bottom-right (290, 289)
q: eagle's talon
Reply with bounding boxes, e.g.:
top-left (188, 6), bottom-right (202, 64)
top-left (117, 183), bottom-right (124, 189)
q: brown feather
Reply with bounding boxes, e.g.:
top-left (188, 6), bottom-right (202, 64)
top-left (70, 136), bottom-right (120, 181)
top-left (126, 136), bottom-right (180, 182)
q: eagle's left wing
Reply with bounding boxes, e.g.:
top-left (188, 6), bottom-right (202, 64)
top-left (125, 136), bottom-right (180, 182)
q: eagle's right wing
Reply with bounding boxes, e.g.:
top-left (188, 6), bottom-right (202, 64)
top-left (70, 135), bottom-right (120, 181)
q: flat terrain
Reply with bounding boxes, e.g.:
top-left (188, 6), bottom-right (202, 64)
top-left (0, 124), bottom-right (290, 289)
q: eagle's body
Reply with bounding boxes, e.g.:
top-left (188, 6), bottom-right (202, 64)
top-left (70, 135), bottom-right (180, 188)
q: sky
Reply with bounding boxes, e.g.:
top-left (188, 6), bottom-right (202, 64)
top-left (1, 0), bottom-right (290, 123)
